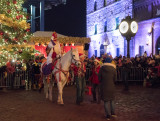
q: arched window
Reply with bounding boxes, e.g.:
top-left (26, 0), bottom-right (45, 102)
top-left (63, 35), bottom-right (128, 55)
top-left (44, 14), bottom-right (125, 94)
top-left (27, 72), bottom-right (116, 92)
top-left (139, 46), bottom-right (144, 56)
top-left (116, 17), bottom-right (120, 30)
top-left (104, 21), bottom-right (107, 32)
top-left (100, 44), bottom-right (104, 57)
top-left (94, 50), bottom-right (97, 57)
top-left (116, 48), bottom-right (120, 57)
top-left (94, 1), bottom-right (97, 11)
top-left (95, 24), bottom-right (97, 35)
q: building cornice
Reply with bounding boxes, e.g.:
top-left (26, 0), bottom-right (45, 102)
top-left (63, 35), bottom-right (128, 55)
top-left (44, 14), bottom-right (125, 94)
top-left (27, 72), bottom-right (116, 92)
top-left (87, 0), bottom-right (131, 16)
top-left (134, 0), bottom-right (160, 9)
top-left (138, 17), bottom-right (160, 24)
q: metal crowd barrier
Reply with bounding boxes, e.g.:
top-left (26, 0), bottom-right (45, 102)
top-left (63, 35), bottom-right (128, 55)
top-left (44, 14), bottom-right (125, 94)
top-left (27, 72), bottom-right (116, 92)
top-left (86, 67), bottom-right (145, 82)
top-left (0, 67), bottom-right (146, 88)
top-left (0, 70), bottom-right (30, 88)
top-left (117, 67), bottom-right (144, 81)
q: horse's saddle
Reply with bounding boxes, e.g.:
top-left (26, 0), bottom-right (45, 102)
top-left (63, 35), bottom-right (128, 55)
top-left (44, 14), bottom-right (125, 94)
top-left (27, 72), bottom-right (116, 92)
top-left (42, 60), bottom-right (58, 76)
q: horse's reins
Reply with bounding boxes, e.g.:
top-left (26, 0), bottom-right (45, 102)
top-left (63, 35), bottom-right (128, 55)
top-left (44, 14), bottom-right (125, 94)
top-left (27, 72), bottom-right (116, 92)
top-left (53, 51), bottom-right (80, 82)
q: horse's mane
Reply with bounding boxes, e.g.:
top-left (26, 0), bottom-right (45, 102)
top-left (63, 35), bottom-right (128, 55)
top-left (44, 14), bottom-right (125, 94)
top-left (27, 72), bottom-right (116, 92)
top-left (61, 49), bottom-right (72, 61)
top-left (61, 48), bottom-right (77, 61)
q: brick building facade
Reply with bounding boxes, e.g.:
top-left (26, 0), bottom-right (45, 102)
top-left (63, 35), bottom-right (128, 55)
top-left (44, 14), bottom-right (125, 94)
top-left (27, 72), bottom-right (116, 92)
top-left (87, 0), bottom-right (160, 57)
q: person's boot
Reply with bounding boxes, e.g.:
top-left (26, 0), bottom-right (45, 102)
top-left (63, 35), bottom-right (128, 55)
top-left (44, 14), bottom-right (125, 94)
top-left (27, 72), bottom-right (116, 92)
top-left (106, 115), bottom-right (111, 120)
top-left (33, 84), bottom-right (36, 90)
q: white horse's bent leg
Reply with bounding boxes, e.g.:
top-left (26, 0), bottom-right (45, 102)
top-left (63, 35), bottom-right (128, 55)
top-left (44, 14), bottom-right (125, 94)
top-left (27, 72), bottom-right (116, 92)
top-left (43, 77), bottom-right (49, 99)
top-left (48, 82), bottom-right (53, 101)
top-left (45, 84), bottom-right (49, 99)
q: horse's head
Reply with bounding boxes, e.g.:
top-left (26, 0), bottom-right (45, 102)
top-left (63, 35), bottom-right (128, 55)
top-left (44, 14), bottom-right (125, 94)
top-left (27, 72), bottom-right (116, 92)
top-left (71, 48), bottom-right (81, 66)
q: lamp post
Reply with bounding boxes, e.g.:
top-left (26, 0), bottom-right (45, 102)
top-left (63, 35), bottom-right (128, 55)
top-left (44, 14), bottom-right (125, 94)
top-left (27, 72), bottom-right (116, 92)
top-left (119, 16), bottom-right (138, 58)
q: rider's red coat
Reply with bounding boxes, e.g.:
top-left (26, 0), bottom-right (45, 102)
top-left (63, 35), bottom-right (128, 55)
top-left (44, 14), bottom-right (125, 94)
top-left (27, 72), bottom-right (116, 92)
top-left (52, 51), bottom-right (56, 59)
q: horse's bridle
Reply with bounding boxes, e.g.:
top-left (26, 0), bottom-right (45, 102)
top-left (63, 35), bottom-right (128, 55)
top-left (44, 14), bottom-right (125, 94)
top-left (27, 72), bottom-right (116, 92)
top-left (53, 50), bottom-right (80, 78)
top-left (71, 51), bottom-right (80, 65)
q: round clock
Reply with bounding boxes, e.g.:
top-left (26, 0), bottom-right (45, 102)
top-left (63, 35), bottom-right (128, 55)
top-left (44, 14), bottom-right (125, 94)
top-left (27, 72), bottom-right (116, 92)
top-left (119, 21), bottom-right (129, 34)
top-left (130, 21), bottom-right (138, 34)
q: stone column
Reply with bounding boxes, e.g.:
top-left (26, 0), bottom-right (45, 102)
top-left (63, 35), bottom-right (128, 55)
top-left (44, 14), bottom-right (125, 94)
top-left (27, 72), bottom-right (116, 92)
top-left (31, 5), bottom-right (35, 32)
top-left (40, 0), bottom-right (45, 31)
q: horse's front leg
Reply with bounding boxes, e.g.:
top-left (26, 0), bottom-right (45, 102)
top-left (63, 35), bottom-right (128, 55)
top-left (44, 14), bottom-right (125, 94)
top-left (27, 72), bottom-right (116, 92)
top-left (43, 76), bottom-right (49, 99)
top-left (57, 81), bottom-right (64, 104)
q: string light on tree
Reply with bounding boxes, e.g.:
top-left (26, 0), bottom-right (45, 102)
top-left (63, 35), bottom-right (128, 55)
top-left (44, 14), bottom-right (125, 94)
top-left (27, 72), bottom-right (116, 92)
top-left (0, 0), bottom-right (32, 66)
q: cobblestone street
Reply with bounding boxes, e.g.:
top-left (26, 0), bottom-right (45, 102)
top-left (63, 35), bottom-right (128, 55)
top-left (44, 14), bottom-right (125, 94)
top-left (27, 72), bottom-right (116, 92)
top-left (0, 84), bottom-right (160, 121)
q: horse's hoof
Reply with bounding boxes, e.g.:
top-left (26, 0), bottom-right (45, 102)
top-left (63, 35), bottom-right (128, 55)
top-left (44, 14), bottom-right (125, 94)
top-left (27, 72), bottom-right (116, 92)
top-left (57, 102), bottom-right (64, 105)
top-left (46, 94), bottom-right (48, 99)
top-left (59, 103), bottom-right (64, 106)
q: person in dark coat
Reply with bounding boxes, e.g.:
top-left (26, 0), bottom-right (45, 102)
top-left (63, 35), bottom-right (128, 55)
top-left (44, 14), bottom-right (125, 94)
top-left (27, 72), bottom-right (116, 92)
top-left (122, 58), bottom-right (132, 91)
top-left (98, 57), bottom-right (117, 120)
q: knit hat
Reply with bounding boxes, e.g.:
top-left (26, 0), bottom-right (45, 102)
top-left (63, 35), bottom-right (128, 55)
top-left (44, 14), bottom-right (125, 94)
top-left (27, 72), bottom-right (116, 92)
top-left (104, 57), bottom-right (112, 63)
top-left (94, 58), bottom-right (100, 63)
top-left (40, 56), bottom-right (45, 60)
top-left (79, 53), bottom-right (85, 58)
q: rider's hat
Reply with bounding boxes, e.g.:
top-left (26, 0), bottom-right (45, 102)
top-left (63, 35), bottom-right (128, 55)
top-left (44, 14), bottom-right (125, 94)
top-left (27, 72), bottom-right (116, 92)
top-left (48, 32), bottom-right (57, 48)
top-left (51, 31), bottom-right (57, 41)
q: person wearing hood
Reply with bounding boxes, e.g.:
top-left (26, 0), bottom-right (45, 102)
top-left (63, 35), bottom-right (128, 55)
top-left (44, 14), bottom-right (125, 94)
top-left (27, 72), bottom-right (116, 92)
top-left (98, 57), bottom-right (117, 120)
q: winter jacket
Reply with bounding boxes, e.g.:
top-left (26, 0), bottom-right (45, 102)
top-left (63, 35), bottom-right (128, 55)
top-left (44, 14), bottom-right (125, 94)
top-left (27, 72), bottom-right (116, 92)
top-left (89, 65), bottom-right (100, 84)
top-left (98, 63), bottom-right (117, 101)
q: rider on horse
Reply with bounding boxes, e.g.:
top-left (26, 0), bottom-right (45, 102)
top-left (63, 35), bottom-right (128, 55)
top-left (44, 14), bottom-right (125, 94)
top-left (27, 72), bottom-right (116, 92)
top-left (42, 32), bottom-right (61, 76)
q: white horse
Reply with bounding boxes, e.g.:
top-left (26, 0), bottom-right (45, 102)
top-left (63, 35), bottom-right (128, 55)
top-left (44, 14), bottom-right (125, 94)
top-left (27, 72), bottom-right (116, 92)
top-left (42, 48), bottom-right (80, 104)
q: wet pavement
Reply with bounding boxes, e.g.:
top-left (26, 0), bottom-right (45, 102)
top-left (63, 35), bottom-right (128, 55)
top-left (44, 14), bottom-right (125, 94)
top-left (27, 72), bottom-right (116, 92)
top-left (0, 84), bottom-right (160, 121)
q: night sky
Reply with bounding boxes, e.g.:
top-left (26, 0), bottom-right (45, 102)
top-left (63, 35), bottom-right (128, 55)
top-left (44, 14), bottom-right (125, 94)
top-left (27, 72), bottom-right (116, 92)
top-left (45, 0), bottom-right (86, 37)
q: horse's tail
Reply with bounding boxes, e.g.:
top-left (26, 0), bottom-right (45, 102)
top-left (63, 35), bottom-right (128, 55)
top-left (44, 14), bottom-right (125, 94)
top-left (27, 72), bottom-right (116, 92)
top-left (39, 62), bottom-right (47, 93)
top-left (38, 72), bottom-right (44, 93)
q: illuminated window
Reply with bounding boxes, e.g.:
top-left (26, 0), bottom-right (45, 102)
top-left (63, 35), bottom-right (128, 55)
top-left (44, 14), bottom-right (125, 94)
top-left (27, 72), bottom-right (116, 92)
top-left (95, 24), bottom-right (97, 35)
top-left (116, 17), bottom-right (120, 29)
top-left (95, 50), bottom-right (97, 57)
top-left (100, 44), bottom-right (104, 57)
top-left (139, 46), bottom-right (144, 56)
top-left (104, 21), bottom-right (107, 32)
top-left (116, 48), bottom-right (120, 57)
top-left (94, 1), bottom-right (97, 11)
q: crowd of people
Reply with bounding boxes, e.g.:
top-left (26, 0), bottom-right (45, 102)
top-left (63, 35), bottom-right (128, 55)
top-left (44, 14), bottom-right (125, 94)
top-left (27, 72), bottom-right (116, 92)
top-left (1, 51), bottom-right (160, 89)
top-left (1, 31), bottom-right (160, 120)
top-left (85, 52), bottom-right (160, 88)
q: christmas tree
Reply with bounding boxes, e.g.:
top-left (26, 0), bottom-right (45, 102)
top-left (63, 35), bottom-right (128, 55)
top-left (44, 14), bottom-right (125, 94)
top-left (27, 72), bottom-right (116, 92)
top-left (0, 0), bottom-right (32, 67)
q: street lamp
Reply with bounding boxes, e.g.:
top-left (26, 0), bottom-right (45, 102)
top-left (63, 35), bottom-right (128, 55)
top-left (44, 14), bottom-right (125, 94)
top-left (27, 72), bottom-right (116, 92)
top-left (119, 16), bottom-right (138, 58)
